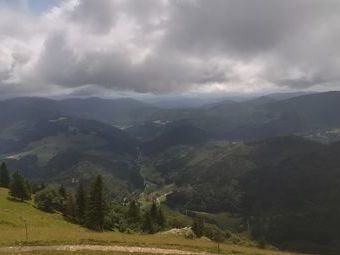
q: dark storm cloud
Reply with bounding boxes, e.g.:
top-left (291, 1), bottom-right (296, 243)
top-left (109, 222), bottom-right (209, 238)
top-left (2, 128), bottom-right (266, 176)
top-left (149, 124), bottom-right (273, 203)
top-left (34, 32), bottom-right (227, 93)
top-left (163, 0), bottom-right (339, 56)
top-left (1, 0), bottom-right (340, 97)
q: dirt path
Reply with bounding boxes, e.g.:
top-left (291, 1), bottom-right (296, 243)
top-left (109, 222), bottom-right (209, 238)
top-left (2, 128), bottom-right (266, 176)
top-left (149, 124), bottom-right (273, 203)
top-left (0, 245), bottom-right (216, 255)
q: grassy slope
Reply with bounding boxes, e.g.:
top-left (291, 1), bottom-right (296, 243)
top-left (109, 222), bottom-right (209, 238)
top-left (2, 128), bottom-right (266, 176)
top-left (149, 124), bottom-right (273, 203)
top-left (0, 188), bottom-right (305, 255)
top-left (4, 252), bottom-right (158, 255)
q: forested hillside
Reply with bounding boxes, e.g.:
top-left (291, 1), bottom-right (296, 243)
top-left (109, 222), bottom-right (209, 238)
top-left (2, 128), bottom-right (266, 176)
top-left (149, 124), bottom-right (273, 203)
top-left (1, 92), bottom-right (340, 254)
top-left (143, 136), bottom-right (340, 253)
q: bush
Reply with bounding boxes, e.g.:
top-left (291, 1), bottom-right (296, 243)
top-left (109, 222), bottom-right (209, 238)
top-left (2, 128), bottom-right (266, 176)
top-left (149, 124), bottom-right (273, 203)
top-left (204, 224), bottom-right (225, 242)
top-left (168, 217), bottom-right (188, 229)
top-left (192, 215), bottom-right (205, 237)
top-left (35, 187), bottom-right (63, 212)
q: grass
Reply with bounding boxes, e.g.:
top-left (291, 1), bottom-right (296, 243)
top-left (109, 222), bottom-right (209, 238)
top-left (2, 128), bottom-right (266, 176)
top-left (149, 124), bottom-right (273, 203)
top-left (3, 252), bottom-right (157, 255)
top-left (194, 212), bottom-right (242, 232)
top-left (0, 188), bottom-right (306, 255)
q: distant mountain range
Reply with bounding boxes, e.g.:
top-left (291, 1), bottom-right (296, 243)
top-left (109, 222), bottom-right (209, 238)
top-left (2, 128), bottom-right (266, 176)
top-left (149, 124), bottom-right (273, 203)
top-left (1, 91), bottom-right (340, 253)
top-left (2, 91), bottom-right (340, 155)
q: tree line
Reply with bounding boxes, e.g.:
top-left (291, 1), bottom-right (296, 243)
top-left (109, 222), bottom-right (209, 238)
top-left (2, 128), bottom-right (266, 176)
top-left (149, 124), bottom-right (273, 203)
top-left (0, 162), bottom-right (226, 242)
top-left (0, 163), bottom-right (166, 233)
top-left (1, 163), bottom-right (32, 201)
top-left (36, 175), bottom-right (167, 232)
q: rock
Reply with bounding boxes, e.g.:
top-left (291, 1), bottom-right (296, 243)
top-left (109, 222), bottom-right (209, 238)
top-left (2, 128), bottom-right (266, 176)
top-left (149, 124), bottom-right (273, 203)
top-left (159, 227), bottom-right (196, 239)
top-left (199, 236), bottom-right (211, 242)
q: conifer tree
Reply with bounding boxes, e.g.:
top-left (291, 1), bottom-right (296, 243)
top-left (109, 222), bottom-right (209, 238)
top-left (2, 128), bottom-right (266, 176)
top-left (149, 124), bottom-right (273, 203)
top-left (192, 215), bottom-right (205, 238)
top-left (59, 184), bottom-right (66, 199)
top-left (128, 200), bottom-right (141, 222)
top-left (150, 201), bottom-right (158, 219)
top-left (0, 162), bottom-right (10, 188)
top-left (25, 179), bottom-right (32, 198)
top-left (157, 206), bottom-right (166, 228)
top-left (9, 171), bottom-right (31, 201)
top-left (86, 175), bottom-right (106, 231)
top-left (64, 193), bottom-right (76, 220)
top-left (143, 211), bottom-right (155, 233)
top-left (76, 183), bottom-right (87, 223)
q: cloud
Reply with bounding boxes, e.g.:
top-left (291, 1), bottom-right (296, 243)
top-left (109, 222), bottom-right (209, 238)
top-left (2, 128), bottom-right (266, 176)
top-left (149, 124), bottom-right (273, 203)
top-left (0, 0), bottom-right (340, 97)
top-left (70, 0), bottom-right (117, 34)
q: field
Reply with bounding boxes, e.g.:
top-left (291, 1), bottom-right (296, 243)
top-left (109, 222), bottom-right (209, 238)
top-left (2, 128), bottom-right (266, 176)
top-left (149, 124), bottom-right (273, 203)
top-left (0, 188), bottom-right (306, 255)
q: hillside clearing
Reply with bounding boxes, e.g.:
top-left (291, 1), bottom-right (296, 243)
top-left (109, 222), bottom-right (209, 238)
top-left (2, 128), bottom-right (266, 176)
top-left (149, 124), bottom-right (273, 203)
top-left (0, 188), bottom-right (305, 255)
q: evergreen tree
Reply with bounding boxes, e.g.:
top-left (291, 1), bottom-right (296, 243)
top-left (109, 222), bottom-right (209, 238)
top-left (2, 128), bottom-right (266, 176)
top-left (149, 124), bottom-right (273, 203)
top-left (59, 184), bottom-right (67, 199)
top-left (9, 171), bottom-right (31, 201)
top-left (25, 179), bottom-right (32, 198)
top-left (0, 162), bottom-right (10, 188)
top-left (144, 201), bottom-right (167, 232)
top-left (143, 211), bottom-right (155, 233)
top-left (157, 206), bottom-right (166, 228)
top-left (64, 192), bottom-right (76, 220)
top-left (86, 175), bottom-right (106, 231)
top-left (150, 201), bottom-right (158, 219)
top-left (76, 183), bottom-right (87, 224)
top-left (192, 215), bottom-right (205, 238)
top-left (32, 182), bottom-right (46, 194)
top-left (128, 200), bottom-right (141, 222)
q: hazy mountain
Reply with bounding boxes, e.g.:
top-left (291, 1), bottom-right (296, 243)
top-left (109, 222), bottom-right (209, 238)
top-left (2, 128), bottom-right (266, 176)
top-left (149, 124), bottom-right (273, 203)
top-left (146, 96), bottom-right (231, 109)
top-left (141, 125), bottom-right (208, 155)
top-left (1, 92), bottom-right (340, 253)
top-left (2, 91), bottom-right (340, 143)
top-left (59, 97), bottom-right (158, 126)
top-left (144, 135), bottom-right (340, 253)
top-left (0, 97), bottom-right (158, 129)
top-left (0, 114), bottom-right (142, 198)
top-left (193, 91), bottom-right (340, 140)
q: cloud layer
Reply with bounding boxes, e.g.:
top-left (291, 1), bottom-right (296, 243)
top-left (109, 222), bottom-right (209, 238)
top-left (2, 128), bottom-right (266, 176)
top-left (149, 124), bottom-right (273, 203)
top-left (1, 0), bottom-right (340, 97)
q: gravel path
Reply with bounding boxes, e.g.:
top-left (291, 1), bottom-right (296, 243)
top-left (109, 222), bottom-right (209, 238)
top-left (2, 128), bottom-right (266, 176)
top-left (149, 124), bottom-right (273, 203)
top-left (0, 245), bottom-right (216, 255)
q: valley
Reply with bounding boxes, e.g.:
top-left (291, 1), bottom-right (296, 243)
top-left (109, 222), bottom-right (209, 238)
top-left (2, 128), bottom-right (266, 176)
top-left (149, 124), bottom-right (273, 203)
top-left (1, 92), bottom-right (340, 254)
top-left (2, 1), bottom-right (339, 254)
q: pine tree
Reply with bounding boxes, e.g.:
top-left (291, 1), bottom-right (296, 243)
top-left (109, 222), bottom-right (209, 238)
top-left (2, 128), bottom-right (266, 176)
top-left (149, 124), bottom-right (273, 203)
top-left (0, 162), bottom-right (10, 188)
top-left (143, 211), bottom-right (155, 233)
top-left (9, 171), bottom-right (31, 201)
top-left (86, 175), bottom-right (106, 231)
top-left (192, 215), bottom-right (205, 238)
top-left (25, 179), bottom-right (32, 198)
top-left (144, 201), bottom-right (166, 232)
top-left (64, 193), bottom-right (76, 220)
top-left (59, 184), bottom-right (66, 199)
top-left (128, 200), bottom-right (141, 222)
top-left (76, 183), bottom-right (87, 224)
top-left (150, 201), bottom-right (158, 219)
top-left (157, 206), bottom-right (166, 229)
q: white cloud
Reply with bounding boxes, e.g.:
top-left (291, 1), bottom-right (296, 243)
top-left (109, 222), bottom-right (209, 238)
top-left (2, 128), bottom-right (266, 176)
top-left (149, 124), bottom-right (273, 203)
top-left (0, 0), bottom-right (340, 97)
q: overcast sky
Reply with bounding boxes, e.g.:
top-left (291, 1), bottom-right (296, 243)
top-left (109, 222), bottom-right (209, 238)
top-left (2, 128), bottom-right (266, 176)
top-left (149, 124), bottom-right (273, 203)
top-left (0, 0), bottom-right (340, 98)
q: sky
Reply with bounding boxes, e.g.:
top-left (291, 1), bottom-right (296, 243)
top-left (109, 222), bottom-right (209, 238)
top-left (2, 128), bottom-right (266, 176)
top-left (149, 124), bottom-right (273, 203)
top-left (0, 0), bottom-right (340, 98)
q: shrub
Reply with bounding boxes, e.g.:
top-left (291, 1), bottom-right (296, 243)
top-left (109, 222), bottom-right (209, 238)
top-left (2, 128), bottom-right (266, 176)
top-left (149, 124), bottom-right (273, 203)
top-left (35, 187), bottom-right (63, 212)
